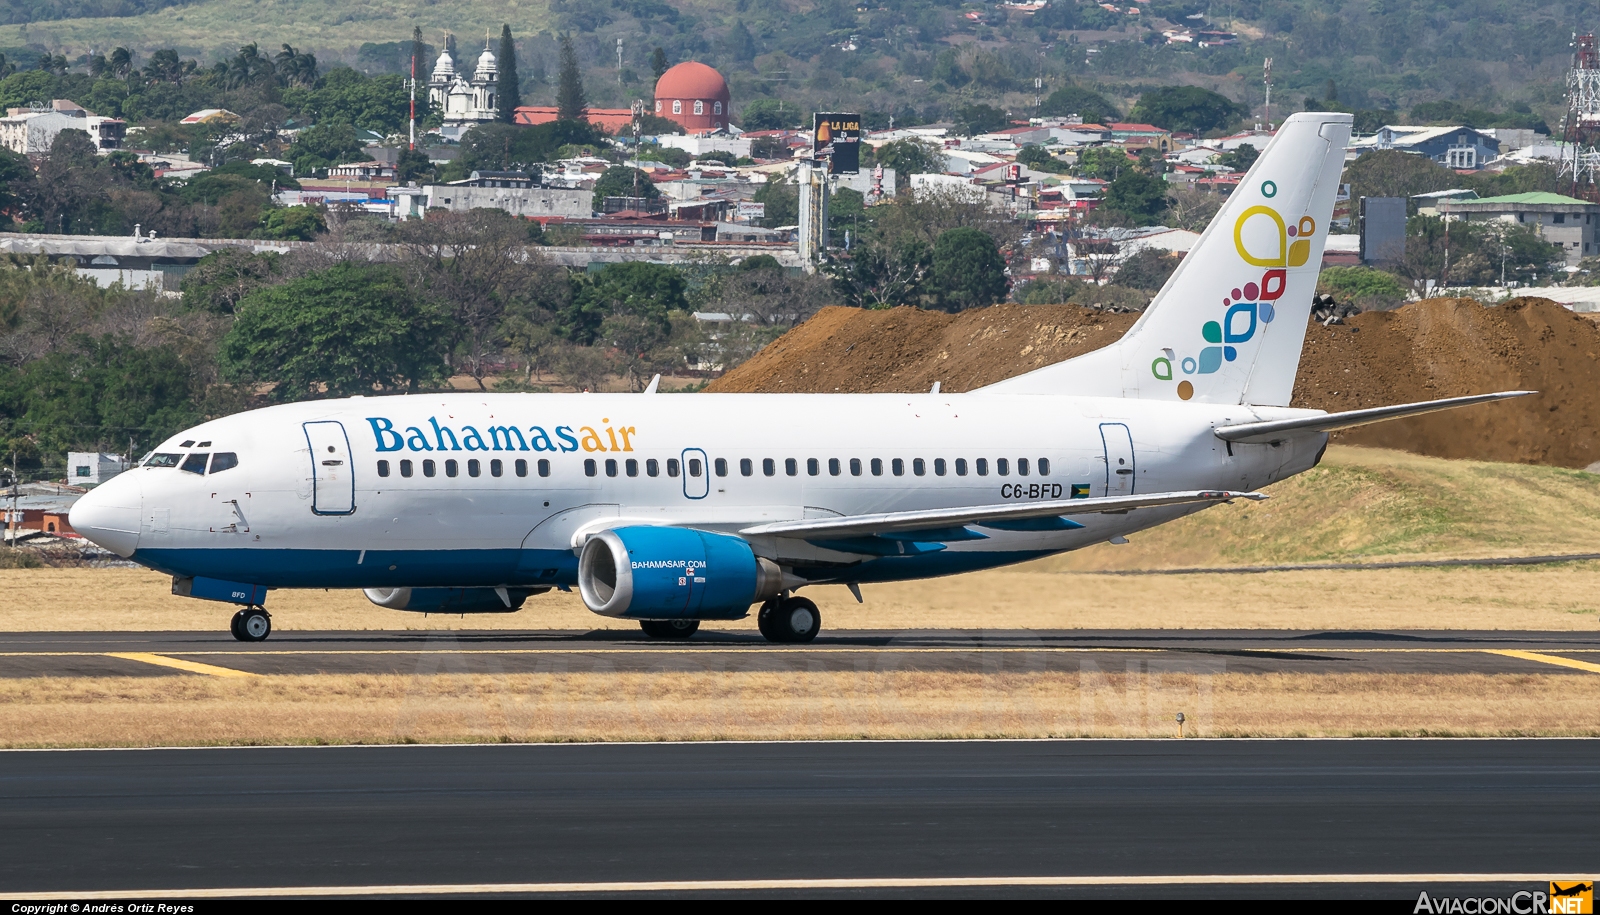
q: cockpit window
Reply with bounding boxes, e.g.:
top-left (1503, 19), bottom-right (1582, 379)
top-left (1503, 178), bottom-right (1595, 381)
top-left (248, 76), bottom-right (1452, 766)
top-left (145, 453), bottom-right (180, 468)
top-left (179, 440), bottom-right (195, 447)
top-left (180, 453), bottom-right (209, 475)
top-left (210, 452), bottom-right (238, 474)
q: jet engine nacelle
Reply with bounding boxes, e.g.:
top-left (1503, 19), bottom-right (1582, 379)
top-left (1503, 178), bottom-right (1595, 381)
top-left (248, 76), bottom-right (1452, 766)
top-left (578, 526), bottom-right (791, 619)
top-left (363, 586), bottom-right (541, 613)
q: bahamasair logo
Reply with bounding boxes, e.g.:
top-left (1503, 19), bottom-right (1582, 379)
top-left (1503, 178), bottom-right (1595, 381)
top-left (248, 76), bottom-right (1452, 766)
top-left (1152, 179), bottom-right (1316, 401)
top-left (366, 416), bottom-right (637, 453)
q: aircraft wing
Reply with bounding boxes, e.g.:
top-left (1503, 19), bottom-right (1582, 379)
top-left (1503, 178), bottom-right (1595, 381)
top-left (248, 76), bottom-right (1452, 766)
top-left (1212, 391), bottom-right (1535, 445)
top-left (739, 490), bottom-right (1265, 541)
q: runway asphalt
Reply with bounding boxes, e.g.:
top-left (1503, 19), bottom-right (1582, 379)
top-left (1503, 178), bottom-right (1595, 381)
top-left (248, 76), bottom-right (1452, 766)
top-left (2, 629), bottom-right (1600, 677)
top-left (1, 739), bottom-right (1595, 899)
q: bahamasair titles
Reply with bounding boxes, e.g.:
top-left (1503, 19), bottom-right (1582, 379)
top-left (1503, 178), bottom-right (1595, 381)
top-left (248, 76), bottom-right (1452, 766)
top-left (69, 112), bottom-right (1530, 642)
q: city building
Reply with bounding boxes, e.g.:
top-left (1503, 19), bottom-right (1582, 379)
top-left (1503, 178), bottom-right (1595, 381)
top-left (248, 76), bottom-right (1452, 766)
top-left (1438, 191), bottom-right (1600, 265)
top-left (428, 39), bottom-right (499, 141)
top-left (655, 61), bottom-right (731, 131)
top-left (1351, 125), bottom-right (1501, 170)
top-left (514, 106), bottom-right (635, 132)
top-left (424, 174), bottom-right (591, 217)
top-left (0, 100), bottom-right (124, 156)
top-left (66, 453), bottom-right (129, 487)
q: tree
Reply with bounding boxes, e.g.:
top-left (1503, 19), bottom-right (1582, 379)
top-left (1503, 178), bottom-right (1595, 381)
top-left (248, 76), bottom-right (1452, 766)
top-left (874, 139), bottom-right (943, 190)
top-left (274, 44), bottom-right (318, 88)
top-left (1341, 148), bottom-right (1460, 201)
top-left (556, 34), bottom-right (586, 122)
top-left (497, 25), bottom-right (522, 123)
top-left (1100, 169), bottom-right (1168, 224)
top-left (459, 119), bottom-right (605, 172)
top-left (725, 20), bottom-right (757, 62)
top-left (222, 263), bottom-right (452, 399)
top-left (954, 104), bottom-right (1007, 136)
top-left (931, 227), bottom-right (1007, 312)
top-left (1040, 85), bottom-right (1120, 124)
top-left (1074, 146), bottom-right (1133, 182)
top-left (933, 49), bottom-right (968, 88)
top-left (826, 239), bottom-right (931, 309)
top-left (650, 47), bottom-right (669, 84)
top-left (180, 249), bottom-right (284, 314)
top-left (287, 121), bottom-right (370, 176)
top-left (753, 177), bottom-right (798, 228)
top-left (255, 206), bottom-right (326, 241)
top-left (1316, 265), bottom-right (1407, 308)
top-left (1017, 145), bottom-right (1069, 173)
top-left (1129, 86), bottom-right (1247, 135)
top-left (562, 262), bottom-right (687, 345)
top-left (1164, 184), bottom-right (1224, 231)
top-left (742, 98), bottom-right (799, 131)
top-left (1113, 248), bottom-right (1180, 291)
top-left (591, 165), bottom-right (659, 211)
top-left (1217, 143), bottom-right (1259, 173)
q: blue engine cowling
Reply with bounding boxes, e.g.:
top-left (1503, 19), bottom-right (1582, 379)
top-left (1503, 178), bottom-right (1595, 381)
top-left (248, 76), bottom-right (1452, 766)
top-left (363, 587), bottom-right (543, 613)
top-left (578, 526), bottom-right (786, 620)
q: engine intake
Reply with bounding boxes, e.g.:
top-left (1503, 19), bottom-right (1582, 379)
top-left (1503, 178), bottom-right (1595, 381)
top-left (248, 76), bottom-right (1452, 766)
top-left (578, 526), bottom-right (790, 619)
top-left (363, 587), bottom-right (543, 613)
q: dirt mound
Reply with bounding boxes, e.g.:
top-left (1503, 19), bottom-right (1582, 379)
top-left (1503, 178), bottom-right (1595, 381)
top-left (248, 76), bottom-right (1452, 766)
top-left (710, 297), bottom-right (1600, 468)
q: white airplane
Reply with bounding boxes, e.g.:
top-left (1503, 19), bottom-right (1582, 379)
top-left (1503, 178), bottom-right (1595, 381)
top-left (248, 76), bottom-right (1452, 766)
top-left (69, 112), bottom-right (1528, 643)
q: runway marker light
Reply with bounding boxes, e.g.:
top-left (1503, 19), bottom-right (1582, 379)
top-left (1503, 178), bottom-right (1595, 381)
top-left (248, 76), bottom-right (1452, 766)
top-left (1175, 711), bottom-right (1185, 738)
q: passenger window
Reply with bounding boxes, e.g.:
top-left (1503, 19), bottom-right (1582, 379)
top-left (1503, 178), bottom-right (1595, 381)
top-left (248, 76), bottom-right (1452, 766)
top-left (210, 452), bottom-right (238, 474)
top-left (850, 458), bottom-right (862, 476)
top-left (688, 459), bottom-right (702, 477)
top-left (467, 459), bottom-right (481, 477)
top-left (446, 459), bottom-right (459, 478)
top-left (668, 458), bottom-right (681, 477)
top-left (740, 458), bottom-right (753, 476)
top-left (976, 458), bottom-right (989, 476)
top-left (997, 458), bottom-right (1010, 476)
top-left (146, 453), bottom-right (180, 467)
top-left (913, 458), bottom-right (925, 476)
top-left (934, 458), bottom-right (946, 476)
top-left (715, 458), bottom-right (728, 477)
top-left (401, 459), bottom-right (414, 478)
top-left (423, 460), bottom-right (437, 477)
top-left (515, 459), bottom-right (528, 477)
top-left (786, 458), bottom-right (798, 476)
top-left (764, 458), bottom-right (777, 477)
top-left (584, 459), bottom-right (597, 477)
top-left (490, 459), bottom-right (503, 478)
top-left (605, 459), bottom-right (618, 477)
top-left (180, 453), bottom-right (208, 475)
top-left (871, 458), bottom-right (883, 476)
top-left (1018, 458), bottom-right (1029, 477)
top-left (892, 458), bottom-right (905, 476)
top-left (807, 458), bottom-right (819, 476)
top-left (828, 458), bottom-right (841, 476)
top-left (626, 458), bottom-right (639, 477)
top-left (1039, 458), bottom-right (1051, 476)
top-left (647, 459), bottom-right (660, 477)
top-left (377, 460), bottom-right (390, 478)
top-left (538, 459), bottom-right (551, 477)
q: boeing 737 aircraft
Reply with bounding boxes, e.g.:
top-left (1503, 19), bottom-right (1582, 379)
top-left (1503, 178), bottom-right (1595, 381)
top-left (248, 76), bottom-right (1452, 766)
top-left (69, 112), bottom-right (1528, 642)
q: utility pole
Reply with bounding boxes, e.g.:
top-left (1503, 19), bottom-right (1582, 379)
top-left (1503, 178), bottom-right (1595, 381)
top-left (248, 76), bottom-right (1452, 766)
top-left (617, 38), bottom-right (624, 84)
top-left (1262, 57), bottom-right (1273, 130)
top-left (409, 26), bottom-right (421, 151)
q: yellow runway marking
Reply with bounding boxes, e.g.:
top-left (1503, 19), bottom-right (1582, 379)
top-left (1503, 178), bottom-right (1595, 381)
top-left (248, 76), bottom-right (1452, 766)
top-left (105, 652), bottom-right (257, 678)
top-left (1485, 649), bottom-right (1600, 674)
top-left (12, 873), bottom-right (1596, 900)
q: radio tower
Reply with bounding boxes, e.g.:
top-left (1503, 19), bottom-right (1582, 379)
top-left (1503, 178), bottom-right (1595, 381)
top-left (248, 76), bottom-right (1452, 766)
top-left (1561, 32), bottom-right (1600, 199)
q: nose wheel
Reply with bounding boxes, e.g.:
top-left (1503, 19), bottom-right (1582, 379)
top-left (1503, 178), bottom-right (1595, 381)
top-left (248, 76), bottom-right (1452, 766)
top-left (230, 607), bottom-right (272, 642)
top-left (758, 596), bottom-right (820, 644)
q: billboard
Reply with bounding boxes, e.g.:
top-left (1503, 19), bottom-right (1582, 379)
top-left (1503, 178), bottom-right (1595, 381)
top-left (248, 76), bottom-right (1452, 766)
top-left (813, 112), bottom-right (861, 175)
top-left (736, 201), bottom-right (766, 219)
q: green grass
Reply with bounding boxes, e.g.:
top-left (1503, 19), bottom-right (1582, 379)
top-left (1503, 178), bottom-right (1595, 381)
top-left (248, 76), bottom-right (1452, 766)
top-left (1044, 445), bottom-right (1600, 570)
top-left (0, 0), bottom-right (553, 59)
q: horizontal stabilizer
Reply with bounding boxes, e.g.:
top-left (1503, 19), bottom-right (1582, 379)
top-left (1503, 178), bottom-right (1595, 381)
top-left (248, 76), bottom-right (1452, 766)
top-left (740, 490), bottom-right (1266, 541)
top-left (1213, 391), bottom-right (1536, 445)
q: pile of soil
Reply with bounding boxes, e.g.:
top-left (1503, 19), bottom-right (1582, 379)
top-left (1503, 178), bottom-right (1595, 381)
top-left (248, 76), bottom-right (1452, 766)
top-left (709, 298), bottom-right (1600, 468)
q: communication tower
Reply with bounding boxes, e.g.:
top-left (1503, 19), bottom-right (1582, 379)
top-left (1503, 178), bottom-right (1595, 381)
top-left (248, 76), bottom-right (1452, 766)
top-left (1561, 32), bottom-right (1600, 199)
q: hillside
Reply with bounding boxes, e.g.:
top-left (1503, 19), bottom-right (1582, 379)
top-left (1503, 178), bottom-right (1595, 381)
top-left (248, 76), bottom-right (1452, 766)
top-left (709, 296), bottom-right (1600, 468)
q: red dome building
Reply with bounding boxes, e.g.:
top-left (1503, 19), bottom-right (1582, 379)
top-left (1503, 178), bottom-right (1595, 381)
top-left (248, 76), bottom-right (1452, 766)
top-left (654, 61), bottom-right (731, 131)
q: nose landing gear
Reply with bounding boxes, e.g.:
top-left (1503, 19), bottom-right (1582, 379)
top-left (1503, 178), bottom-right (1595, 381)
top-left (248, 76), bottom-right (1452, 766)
top-left (230, 607), bottom-right (272, 642)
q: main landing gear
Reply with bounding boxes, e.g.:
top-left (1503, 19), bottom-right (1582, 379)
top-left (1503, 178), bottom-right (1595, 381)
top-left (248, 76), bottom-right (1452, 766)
top-left (758, 596), bottom-right (821, 644)
top-left (640, 619), bottom-right (700, 639)
top-left (230, 607), bottom-right (271, 642)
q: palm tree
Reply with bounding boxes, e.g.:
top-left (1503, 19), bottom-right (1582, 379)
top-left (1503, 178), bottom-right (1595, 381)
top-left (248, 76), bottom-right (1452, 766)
top-left (108, 47), bottom-right (133, 79)
top-left (274, 44), bottom-right (318, 88)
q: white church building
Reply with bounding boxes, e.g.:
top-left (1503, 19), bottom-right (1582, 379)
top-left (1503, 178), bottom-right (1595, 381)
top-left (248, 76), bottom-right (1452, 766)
top-left (429, 40), bottom-right (499, 141)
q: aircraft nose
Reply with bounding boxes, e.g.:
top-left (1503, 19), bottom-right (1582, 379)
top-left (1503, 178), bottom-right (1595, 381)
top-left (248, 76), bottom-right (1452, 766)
top-left (68, 473), bottom-right (142, 558)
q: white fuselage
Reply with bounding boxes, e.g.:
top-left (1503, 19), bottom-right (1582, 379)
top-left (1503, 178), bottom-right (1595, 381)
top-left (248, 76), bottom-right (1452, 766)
top-left (69, 391), bottom-right (1326, 594)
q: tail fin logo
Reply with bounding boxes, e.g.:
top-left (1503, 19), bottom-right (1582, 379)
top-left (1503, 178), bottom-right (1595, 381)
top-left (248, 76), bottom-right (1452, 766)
top-left (1151, 182), bottom-right (1313, 400)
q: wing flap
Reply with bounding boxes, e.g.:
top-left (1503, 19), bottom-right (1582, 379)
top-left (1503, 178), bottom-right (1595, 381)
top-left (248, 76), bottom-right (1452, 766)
top-left (739, 490), bottom-right (1265, 540)
top-left (1213, 391), bottom-right (1535, 445)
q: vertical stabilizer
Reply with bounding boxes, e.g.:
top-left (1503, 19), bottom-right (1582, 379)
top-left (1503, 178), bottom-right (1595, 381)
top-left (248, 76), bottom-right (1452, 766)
top-left (977, 112), bottom-right (1353, 406)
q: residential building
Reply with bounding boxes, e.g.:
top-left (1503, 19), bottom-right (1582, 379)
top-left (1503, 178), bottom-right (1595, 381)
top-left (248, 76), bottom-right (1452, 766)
top-left (1109, 123), bottom-right (1173, 152)
top-left (1410, 188), bottom-right (1478, 217)
top-left (655, 133), bottom-right (752, 158)
top-left (1047, 123), bottom-right (1112, 146)
top-left (327, 161), bottom-right (397, 182)
top-left (0, 100), bottom-right (124, 155)
top-left (66, 453), bottom-right (129, 487)
top-left (1438, 191), bottom-right (1600, 265)
top-left (515, 106), bottom-right (636, 133)
top-left (1351, 125), bottom-right (1500, 170)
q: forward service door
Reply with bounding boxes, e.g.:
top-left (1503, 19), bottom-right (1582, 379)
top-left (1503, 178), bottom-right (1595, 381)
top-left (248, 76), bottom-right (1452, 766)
top-left (304, 421), bottom-right (356, 515)
top-left (1099, 423), bottom-right (1135, 497)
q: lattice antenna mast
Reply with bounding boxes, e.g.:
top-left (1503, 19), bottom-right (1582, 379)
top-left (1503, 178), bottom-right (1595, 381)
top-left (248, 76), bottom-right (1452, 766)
top-left (1561, 33), bottom-right (1600, 197)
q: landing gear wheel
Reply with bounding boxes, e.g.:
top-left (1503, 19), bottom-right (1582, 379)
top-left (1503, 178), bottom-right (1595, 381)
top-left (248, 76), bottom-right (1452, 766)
top-left (235, 607), bottom-right (271, 642)
top-left (229, 609), bottom-right (246, 640)
top-left (640, 619), bottom-right (699, 639)
top-left (759, 596), bottom-right (820, 644)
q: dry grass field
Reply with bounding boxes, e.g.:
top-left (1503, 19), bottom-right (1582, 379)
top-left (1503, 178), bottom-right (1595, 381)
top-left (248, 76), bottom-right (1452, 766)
top-left (2, 670), bottom-right (1595, 747)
